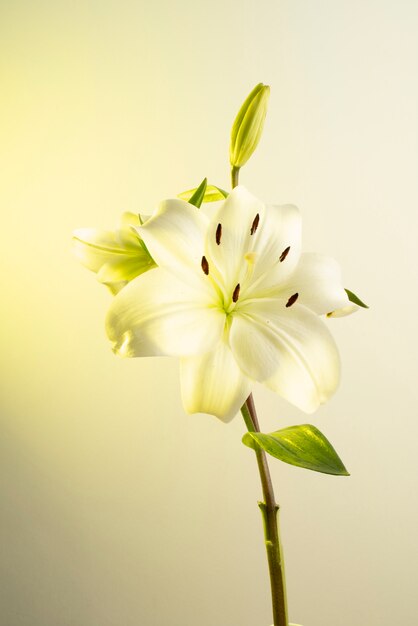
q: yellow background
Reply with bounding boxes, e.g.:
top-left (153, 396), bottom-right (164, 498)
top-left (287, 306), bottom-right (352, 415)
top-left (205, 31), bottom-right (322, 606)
top-left (1, 1), bottom-right (417, 625)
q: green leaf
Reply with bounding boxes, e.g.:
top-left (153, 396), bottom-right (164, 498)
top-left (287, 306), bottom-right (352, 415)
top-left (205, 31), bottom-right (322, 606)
top-left (178, 183), bottom-right (228, 204)
top-left (215, 186), bottom-right (228, 198)
top-left (242, 424), bottom-right (349, 476)
top-left (187, 178), bottom-right (207, 208)
top-left (345, 288), bottom-right (369, 309)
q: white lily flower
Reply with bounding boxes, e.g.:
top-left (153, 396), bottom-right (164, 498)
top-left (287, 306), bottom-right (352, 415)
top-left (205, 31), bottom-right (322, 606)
top-left (106, 187), bottom-right (352, 422)
top-left (73, 212), bottom-right (155, 294)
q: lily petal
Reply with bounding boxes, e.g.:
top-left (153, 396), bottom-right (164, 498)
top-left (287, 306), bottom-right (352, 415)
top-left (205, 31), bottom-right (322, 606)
top-left (327, 303), bottom-right (359, 317)
top-left (230, 300), bottom-right (340, 413)
top-left (72, 229), bottom-right (130, 273)
top-left (97, 254), bottom-right (153, 284)
top-left (106, 267), bottom-right (225, 358)
top-left (139, 198), bottom-right (209, 282)
top-left (119, 211), bottom-right (141, 228)
top-left (180, 340), bottom-right (252, 422)
top-left (205, 186), bottom-right (265, 293)
top-left (280, 253), bottom-right (350, 315)
top-left (243, 203), bottom-right (302, 297)
top-left (117, 212), bottom-right (143, 247)
top-left (73, 215), bottom-right (155, 293)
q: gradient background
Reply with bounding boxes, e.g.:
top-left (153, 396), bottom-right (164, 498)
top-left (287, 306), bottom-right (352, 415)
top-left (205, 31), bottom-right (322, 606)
top-left (1, 1), bottom-right (417, 625)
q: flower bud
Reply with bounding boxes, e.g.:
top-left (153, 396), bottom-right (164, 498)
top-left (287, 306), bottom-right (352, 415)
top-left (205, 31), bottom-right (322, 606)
top-left (230, 83), bottom-right (270, 168)
top-left (72, 212), bottom-right (156, 294)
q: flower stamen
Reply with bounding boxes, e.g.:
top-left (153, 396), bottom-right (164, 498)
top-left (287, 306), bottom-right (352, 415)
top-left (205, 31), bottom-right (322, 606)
top-left (286, 292), bottom-right (299, 308)
top-left (232, 283), bottom-right (241, 303)
top-left (250, 213), bottom-right (260, 235)
top-left (201, 255), bottom-right (209, 275)
top-left (216, 223), bottom-right (222, 245)
top-left (279, 246), bottom-right (290, 262)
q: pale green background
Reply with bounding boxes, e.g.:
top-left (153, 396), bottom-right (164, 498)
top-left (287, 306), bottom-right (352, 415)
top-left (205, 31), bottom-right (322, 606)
top-left (1, 1), bottom-right (417, 625)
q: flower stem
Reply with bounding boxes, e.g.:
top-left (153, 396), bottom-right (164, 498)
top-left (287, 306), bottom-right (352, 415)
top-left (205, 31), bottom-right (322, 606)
top-left (231, 165), bottom-right (240, 189)
top-left (241, 394), bottom-right (288, 626)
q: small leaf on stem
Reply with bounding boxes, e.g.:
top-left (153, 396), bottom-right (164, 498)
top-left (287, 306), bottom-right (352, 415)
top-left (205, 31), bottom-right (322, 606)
top-left (242, 424), bottom-right (349, 476)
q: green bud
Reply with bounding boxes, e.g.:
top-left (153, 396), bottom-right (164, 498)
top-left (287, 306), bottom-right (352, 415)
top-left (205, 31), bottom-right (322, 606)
top-left (230, 83), bottom-right (270, 169)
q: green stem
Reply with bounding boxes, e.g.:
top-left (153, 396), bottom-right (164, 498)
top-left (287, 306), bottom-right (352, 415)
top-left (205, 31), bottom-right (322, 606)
top-left (231, 165), bottom-right (240, 189)
top-left (241, 394), bottom-right (288, 626)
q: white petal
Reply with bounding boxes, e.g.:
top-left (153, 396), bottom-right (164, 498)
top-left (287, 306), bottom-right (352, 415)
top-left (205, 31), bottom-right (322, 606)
top-left (230, 300), bottom-right (340, 413)
top-left (205, 186), bottom-right (265, 293)
top-left (104, 280), bottom-right (128, 295)
top-left (97, 254), bottom-right (154, 283)
top-left (106, 267), bottom-right (225, 357)
top-left (139, 198), bottom-right (209, 282)
top-left (119, 211), bottom-right (141, 229)
top-left (280, 253), bottom-right (350, 315)
top-left (327, 303), bottom-right (359, 318)
top-left (243, 203), bottom-right (302, 297)
top-left (180, 340), bottom-right (252, 422)
top-left (117, 213), bottom-right (143, 248)
top-left (72, 229), bottom-right (126, 273)
top-left (229, 312), bottom-right (283, 382)
top-left (199, 199), bottom-right (223, 221)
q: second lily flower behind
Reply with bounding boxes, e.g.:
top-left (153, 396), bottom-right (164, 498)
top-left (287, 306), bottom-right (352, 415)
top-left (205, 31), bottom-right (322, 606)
top-left (106, 186), bottom-right (351, 421)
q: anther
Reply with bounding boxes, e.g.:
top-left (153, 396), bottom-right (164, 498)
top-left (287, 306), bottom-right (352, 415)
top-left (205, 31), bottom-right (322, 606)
top-left (232, 283), bottom-right (240, 303)
top-left (279, 246), bottom-right (290, 262)
top-left (201, 256), bottom-right (209, 275)
top-left (250, 213), bottom-right (260, 235)
top-left (286, 292), bottom-right (299, 308)
top-left (216, 223), bottom-right (222, 245)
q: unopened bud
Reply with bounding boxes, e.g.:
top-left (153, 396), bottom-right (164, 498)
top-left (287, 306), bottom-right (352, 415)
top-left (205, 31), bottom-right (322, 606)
top-left (230, 83), bottom-right (270, 169)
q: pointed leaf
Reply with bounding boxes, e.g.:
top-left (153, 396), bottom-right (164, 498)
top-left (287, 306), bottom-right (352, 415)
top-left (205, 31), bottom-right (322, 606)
top-left (242, 424), bottom-right (349, 476)
top-left (345, 288), bottom-right (369, 308)
top-left (178, 184), bottom-right (228, 203)
top-left (186, 178), bottom-right (207, 208)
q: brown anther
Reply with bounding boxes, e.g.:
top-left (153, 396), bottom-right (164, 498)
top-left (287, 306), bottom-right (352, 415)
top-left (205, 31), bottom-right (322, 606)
top-left (201, 256), bottom-right (209, 275)
top-left (232, 283), bottom-right (240, 303)
top-left (250, 213), bottom-right (260, 235)
top-left (216, 223), bottom-right (222, 245)
top-left (286, 292), bottom-right (299, 308)
top-left (279, 246), bottom-right (290, 262)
